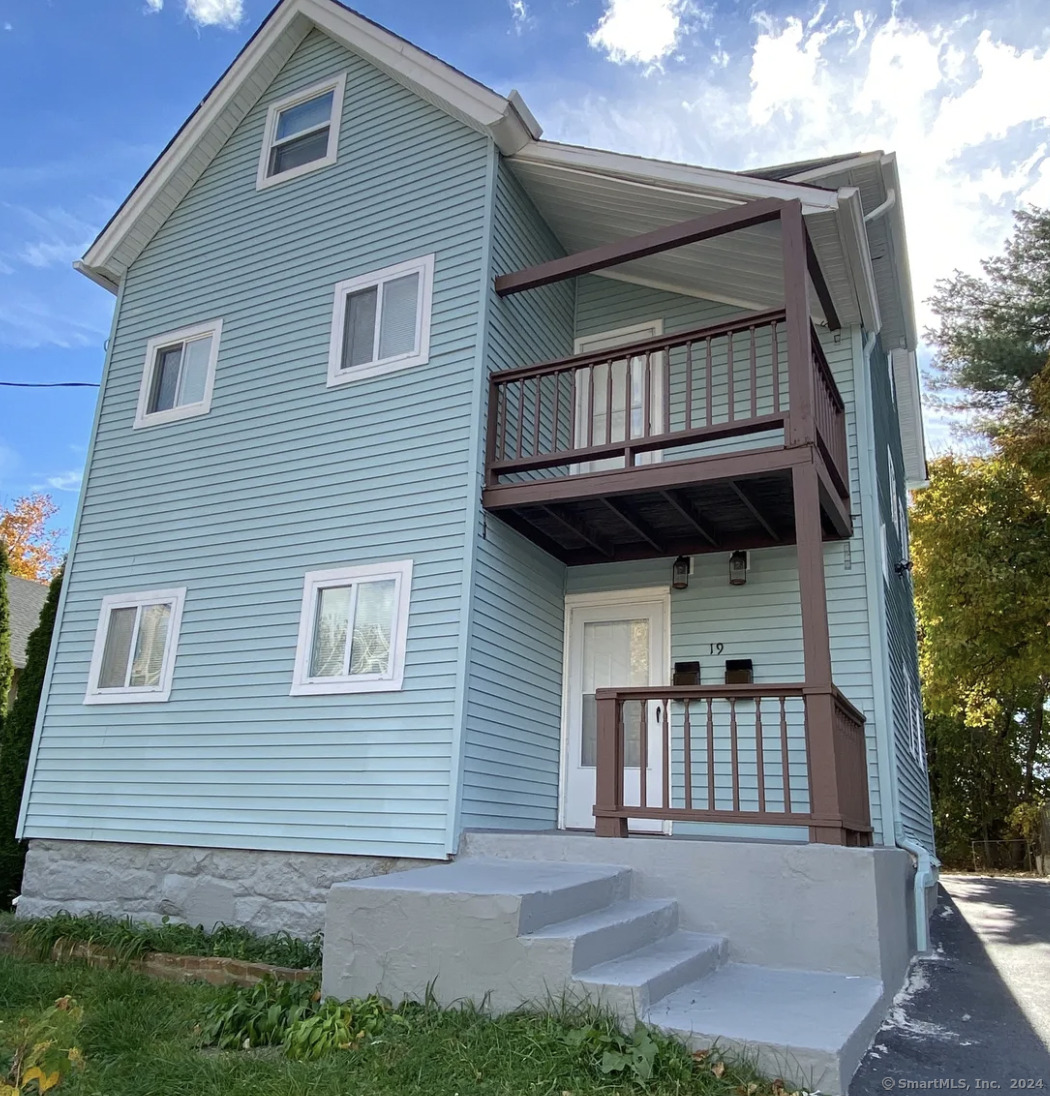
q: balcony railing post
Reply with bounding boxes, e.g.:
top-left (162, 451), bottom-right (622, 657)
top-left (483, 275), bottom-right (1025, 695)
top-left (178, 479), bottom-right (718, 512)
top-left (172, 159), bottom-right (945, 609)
top-left (803, 686), bottom-right (848, 844)
top-left (781, 202), bottom-right (816, 448)
top-left (594, 692), bottom-right (628, 837)
top-left (485, 374), bottom-right (500, 487)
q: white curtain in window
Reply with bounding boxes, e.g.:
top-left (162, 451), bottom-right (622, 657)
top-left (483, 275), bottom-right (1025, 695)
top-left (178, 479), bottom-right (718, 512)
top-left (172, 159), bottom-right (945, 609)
top-left (99, 607), bottom-right (137, 688)
top-left (311, 586), bottom-right (351, 677)
top-left (129, 603), bottom-right (171, 687)
top-left (177, 336), bottom-right (212, 405)
top-left (349, 579), bottom-right (396, 675)
top-left (343, 288), bottom-right (379, 369)
top-left (377, 273), bottom-right (419, 360)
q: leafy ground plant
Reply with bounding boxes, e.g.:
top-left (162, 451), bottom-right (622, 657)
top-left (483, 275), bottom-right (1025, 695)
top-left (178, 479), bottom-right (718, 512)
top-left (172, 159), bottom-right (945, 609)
top-left (14, 913), bottom-right (321, 969)
top-left (200, 976), bottom-right (319, 1050)
top-left (0, 953), bottom-right (800, 1096)
top-left (0, 994), bottom-right (84, 1094)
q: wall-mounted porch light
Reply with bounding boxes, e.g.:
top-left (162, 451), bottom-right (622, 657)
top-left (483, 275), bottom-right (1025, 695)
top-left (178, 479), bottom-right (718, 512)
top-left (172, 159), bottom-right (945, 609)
top-left (672, 556), bottom-right (691, 590)
top-left (729, 551), bottom-right (749, 586)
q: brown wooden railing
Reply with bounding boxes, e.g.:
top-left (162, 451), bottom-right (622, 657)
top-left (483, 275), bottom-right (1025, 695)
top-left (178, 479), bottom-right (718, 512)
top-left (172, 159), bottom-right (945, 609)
top-left (811, 329), bottom-right (849, 498)
top-left (593, 683), bottom-right (872, 845)
top-left (486, 309), bottom-right (849, 492)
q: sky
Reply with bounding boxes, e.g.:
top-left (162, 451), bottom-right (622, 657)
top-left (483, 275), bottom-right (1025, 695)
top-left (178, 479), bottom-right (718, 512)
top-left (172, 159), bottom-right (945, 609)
top-left (0, 0), bottom-right (1048, 544)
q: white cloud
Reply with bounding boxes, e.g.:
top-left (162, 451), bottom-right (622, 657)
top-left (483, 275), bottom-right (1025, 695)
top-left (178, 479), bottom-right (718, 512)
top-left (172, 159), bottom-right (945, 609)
top-left (144, 0), bottom-right (163, 11)
top-left (185, 0), bottom-right (243, 27)
top-left (43, 471), bottom-right (84, 493)
top-left (545, 9), bottom-right (1050, 335)
top-left (509, 0), bottom-right (530, 35)
top-left (2, 206), bottom-right (97, 271)
top-left (588, 0), bottom-right (688, 66)
top-left (3, 22), bottom-right (13, 31)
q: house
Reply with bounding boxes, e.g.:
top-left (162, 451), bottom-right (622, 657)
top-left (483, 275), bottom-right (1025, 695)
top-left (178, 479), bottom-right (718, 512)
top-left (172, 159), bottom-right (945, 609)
top-left (6, 574), bottom-right (49, 708)
top-left (15, 0), bottom-right (936, 1089)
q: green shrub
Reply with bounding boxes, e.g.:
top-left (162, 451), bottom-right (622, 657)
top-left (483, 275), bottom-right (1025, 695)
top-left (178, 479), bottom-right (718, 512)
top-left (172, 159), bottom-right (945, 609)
top-left (200, 975), bottom-right (319, 1050)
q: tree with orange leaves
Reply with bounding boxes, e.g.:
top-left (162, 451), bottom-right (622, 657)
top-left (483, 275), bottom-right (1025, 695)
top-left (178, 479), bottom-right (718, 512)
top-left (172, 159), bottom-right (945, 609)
top-left (0, 494), bottom-right (63, 582)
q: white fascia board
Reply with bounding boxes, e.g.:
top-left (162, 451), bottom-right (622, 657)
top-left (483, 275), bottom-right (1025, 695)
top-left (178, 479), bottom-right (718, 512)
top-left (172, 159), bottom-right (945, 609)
top-left (511, 141), bottom-right (842, 213)
top-left (881, 153), bottom-right (918, 352)
top-left (892, 349), bottom-right (929, 488)
top-left (78, 3), bottom-right (309, 288)
top-left (784, 151), bottom-right (884, 184)
top-left (835, 186), bottom-right (881, 334)
top-left (77, 0), bottom-right (538, 291)
top-left (301, 0), bottom-right (538, 152)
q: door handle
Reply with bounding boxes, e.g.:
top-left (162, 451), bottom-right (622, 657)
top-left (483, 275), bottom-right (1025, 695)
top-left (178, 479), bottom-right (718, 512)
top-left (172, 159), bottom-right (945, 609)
top-left (655, 705), bottom-right (662, 723)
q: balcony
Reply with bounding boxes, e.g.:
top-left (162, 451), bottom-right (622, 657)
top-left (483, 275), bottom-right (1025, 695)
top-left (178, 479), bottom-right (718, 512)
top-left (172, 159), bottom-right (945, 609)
top-left (482, 308), bottom-right (851, 564)
top-left (592, 684), bottom-right (872, 846)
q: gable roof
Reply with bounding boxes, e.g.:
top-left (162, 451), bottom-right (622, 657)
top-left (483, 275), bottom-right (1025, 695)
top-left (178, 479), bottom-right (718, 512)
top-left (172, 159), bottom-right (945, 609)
top-left (6, 574), bottom-right (49, 670)
top-left (76, 0), bottom-right (540, 293)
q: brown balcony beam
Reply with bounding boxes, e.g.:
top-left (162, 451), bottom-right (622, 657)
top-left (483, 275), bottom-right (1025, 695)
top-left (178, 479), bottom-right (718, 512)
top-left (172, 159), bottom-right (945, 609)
top-left (806, 233), bottom-right (841, 332)
top-left (494, 196), bottom-right (787, 296)
top-left (730, 481), bottom-right (781, 542)
top-left (661, 490), bottom-right (719, 547)
top-left (602, 498), bottom-right (665, 553)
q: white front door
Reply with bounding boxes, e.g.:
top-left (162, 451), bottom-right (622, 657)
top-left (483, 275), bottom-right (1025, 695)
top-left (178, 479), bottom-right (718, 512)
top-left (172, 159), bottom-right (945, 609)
top-left (562, 594), bottom-right (669, 831)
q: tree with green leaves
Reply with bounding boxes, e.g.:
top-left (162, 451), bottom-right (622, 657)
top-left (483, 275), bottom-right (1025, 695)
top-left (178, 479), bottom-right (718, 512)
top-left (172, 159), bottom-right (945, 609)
top-left (927, 206), bottom-right (1050, 429)
top-left (911, 455), bottom-right (1050, 864)
top-left (0, 568), bottom-right (62, 904)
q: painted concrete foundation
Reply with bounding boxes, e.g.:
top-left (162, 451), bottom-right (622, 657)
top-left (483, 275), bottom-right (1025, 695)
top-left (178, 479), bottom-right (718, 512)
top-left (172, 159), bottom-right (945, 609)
top-left (462, 832), bottom-right (917, 984)
top-left (18, 839), bottom-right (431, 937)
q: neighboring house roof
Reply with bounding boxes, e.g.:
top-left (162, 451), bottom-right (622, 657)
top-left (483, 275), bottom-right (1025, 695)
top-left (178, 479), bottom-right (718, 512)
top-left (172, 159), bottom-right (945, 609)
top-left (6, 574), bottom-right (48, 670)
top-left (73, 0), bottom-right (926, 484)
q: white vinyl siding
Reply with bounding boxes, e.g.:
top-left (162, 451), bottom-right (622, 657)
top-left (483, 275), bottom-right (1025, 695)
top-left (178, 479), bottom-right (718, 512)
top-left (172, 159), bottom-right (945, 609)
top-left (85, 588), bottom-right (186, 704)
top-left (257, 72), bottom-right (346, 189)
top-left (291, 561), bottom-right (412, 694)
top-left (327, 255), bottom-right (434, 384)
top-left (134, 320), bottom-right (221, 428)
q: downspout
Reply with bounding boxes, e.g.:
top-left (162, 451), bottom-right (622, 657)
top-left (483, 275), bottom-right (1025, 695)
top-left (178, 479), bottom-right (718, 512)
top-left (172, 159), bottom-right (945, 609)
top-left (858, 329), bottom-right (938, 953)
top-left (863, 188), bottom-right (896, 224)
top-left (897, 833), bottom-right (940, 954)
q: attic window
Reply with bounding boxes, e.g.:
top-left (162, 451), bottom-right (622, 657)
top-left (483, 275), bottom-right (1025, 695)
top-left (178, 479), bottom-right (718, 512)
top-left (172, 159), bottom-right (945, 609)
top-left (257, 73), bottom-right (346, 189)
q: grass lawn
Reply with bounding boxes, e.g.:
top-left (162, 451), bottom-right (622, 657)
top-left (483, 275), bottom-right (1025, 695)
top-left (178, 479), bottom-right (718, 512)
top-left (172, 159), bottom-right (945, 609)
top-left (0, 953), bottom-right (787, 1096)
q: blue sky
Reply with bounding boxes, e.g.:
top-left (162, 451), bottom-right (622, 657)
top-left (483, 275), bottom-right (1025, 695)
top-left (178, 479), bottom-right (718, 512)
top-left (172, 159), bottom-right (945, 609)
top-left (1, 0), bottom-right (1048, 544)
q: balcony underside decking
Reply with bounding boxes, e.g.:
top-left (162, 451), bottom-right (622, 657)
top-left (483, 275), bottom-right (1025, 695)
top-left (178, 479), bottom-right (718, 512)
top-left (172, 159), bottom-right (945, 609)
top-left (485, 444), bottom-right (851, 565)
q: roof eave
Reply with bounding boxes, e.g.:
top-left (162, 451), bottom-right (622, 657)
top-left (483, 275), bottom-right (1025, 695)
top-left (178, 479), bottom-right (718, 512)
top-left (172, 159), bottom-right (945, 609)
top-left (76, 0), bottom-right (539, 291)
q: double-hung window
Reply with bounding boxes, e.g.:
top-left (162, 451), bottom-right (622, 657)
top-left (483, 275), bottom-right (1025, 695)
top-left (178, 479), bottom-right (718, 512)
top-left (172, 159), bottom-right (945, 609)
top-left (327, 256), bottom-right (435, 385)
top-left (135, 321), bottom-right (221, 428)
top-left (257, 73), bottom-right (346, 188)
top-left (85, 588), bottom-right (186, 703)
top-left (291, 561), bottom-right (412, 695)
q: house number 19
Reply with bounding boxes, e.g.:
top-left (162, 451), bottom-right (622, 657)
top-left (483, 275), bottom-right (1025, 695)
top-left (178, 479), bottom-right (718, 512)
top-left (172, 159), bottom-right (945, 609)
top-left (708, 643), bottom-right (724, 655)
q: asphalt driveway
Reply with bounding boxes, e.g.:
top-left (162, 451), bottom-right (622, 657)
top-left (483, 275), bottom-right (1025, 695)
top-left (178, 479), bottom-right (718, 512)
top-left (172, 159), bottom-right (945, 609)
top-left (851, 874), bottom-right (1050, 1095)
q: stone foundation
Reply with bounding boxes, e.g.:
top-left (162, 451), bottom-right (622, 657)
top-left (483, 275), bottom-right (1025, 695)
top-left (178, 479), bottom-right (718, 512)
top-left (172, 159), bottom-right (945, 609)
top-left (18, 839), bottom-right (434, 938)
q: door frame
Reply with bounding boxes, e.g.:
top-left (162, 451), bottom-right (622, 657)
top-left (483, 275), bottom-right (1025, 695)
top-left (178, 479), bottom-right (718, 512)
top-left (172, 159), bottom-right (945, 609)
top-left (557, 586), bottom-right (672, 831)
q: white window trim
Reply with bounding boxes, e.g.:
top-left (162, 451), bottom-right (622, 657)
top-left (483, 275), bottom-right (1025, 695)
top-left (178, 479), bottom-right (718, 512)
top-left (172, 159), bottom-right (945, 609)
top-left (134, 320), bottom-right (222, 429)
top-left (84, 587), bottom-right (186, 704)
top-left (290, 560), bottom-right (413, 696)
top-left (256, 72), bottom-right (347, 190)
top-left (326, 255), bottom-right (435, 386)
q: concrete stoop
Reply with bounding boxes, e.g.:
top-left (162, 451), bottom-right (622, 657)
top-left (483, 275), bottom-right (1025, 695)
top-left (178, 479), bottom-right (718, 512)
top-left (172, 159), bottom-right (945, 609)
top-left (321, 856), bottom-right (884, 1094)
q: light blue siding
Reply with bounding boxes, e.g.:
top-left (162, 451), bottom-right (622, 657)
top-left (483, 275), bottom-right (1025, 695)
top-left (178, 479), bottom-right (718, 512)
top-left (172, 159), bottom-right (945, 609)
top-left (22, 30), bottom-right (492, 859)
top-left (458, 157), bottom-right (571, 832)
top-left (870, 338), bottom-right (935, 849)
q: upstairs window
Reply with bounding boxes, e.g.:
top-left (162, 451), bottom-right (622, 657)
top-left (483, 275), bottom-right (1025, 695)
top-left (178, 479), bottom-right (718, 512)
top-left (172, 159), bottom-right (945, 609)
top-left (135, 320), bottom-right (221, 428)
top-left (327, 255), bottom-right (435, 385)
top-left (257, 73), bottom-right (346, 189)
top-left (291, 561), bottom-right (412, 695)
top-left (85, 588), bottom-right (186, 704)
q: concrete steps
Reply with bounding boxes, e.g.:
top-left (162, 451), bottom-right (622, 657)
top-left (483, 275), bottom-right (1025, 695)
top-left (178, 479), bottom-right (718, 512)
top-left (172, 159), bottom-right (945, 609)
top-left (645, 963), bottom-right (885, 1094)
top-left (321, 853), bottom-right (888, 1093)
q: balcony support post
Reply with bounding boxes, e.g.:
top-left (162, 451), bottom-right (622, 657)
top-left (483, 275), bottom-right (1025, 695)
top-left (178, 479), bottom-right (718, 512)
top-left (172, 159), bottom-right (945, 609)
top-left (793, 460), bottom-right (848, 844)
top-left (594, 693), bottom-right (628, 837)
top-left (782, 201), bottom-right (816, 449)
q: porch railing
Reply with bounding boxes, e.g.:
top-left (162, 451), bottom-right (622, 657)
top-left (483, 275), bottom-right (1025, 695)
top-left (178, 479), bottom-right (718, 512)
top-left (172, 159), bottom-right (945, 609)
top-left (593, 684), bottom-right (872, 845)
top-left (486, 308), bottom-right (849, 492)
